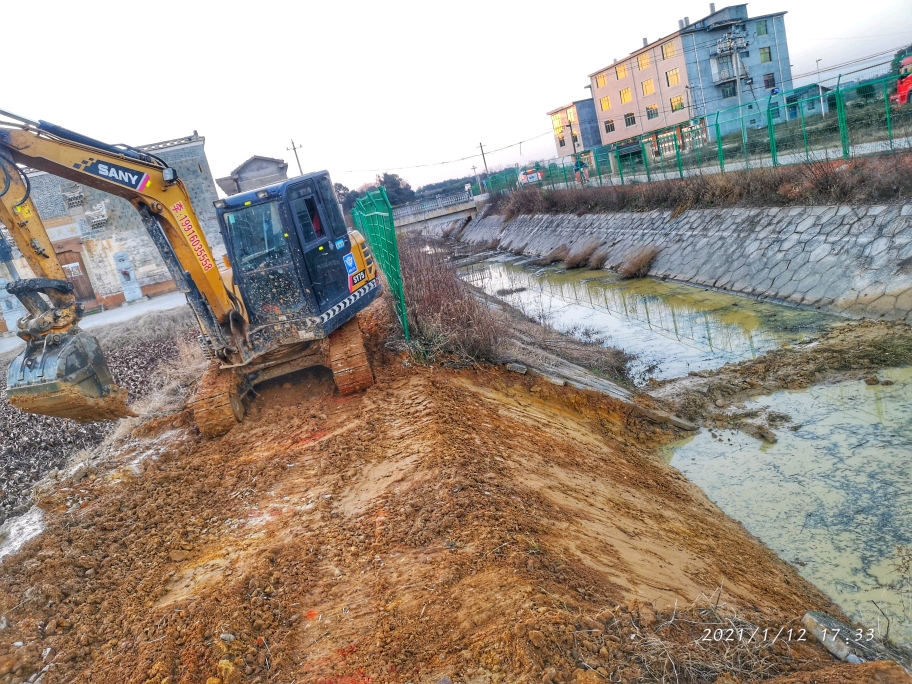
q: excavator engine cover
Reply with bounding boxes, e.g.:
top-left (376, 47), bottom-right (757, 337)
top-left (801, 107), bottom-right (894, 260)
top-left (6, 329), bottom-right (134, 422)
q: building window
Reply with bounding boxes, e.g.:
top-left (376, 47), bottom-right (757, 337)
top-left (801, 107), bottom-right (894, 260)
top-left (646, 105), bottom-right (659, 120)
top-left (566, 108), bottom-right (575, 122)
top-left (721, 82), bottom-right (737, 98)
top-left (760, 47), bottom-right (772, 63)
top-left (604, 119), bottom-right (615, 133)
top-left (741, 50), bottom-right (750, 58)
top-left (770, 102), bottom-right (780, 119)
top-left (620, 87), bottom-right (632, 104)
top-left (670, 95), bottom-right (685, 112)
top-left (596, 72), bottom-right (607, 88)
top-left (756, 20), bottom-right (768, 36)
top-left (661, 41), bottom-right (676, 59)
top-left (624, 112), bottom-right (636, 127)
top-left (558, 135), bottom-right (566, 147)
top-left (600, 95), bottom-right (612, 111)
top-left (616, 63), bottom-right (628, 79)
top-left (638, 53), bottom-right (651, 70)
top-left (551, 114), bottom-right (562, 133)
top-left (666, 68), bottom-right (680, 87)
top-left (807, 99), bottom-right (816, 110)
top-left (764, 73), bottom-right (775, 88)
top-left (641, 78), bottom-right (655, 96)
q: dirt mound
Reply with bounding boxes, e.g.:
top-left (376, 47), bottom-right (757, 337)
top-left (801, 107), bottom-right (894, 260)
top-left (0, 301), bottom-right (860, 684)
top-left (767, 660), bottom-right (912, 683)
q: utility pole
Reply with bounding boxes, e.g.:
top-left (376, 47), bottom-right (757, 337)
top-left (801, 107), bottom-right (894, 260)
top-left (478, 143), bottom-right (489, 176)
top-left (287, 139), bottom-right (304, 176)
top-left (471, 164), bottom-right (481, 192)
top-left (567, 119), bottom-right (578, 155)
top-left (816, 59), bottom-right (826, 118)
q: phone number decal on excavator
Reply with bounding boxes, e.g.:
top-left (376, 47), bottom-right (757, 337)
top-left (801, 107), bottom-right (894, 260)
top-left (171, 202), bottom-right (214, 272)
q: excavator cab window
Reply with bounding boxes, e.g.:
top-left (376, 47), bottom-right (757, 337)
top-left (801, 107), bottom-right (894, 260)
top-left (223, 200), bottom-right (309, 323)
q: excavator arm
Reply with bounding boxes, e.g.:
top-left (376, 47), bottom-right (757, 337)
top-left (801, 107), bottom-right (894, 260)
top-left (0, 109), bottom-right (245, 421)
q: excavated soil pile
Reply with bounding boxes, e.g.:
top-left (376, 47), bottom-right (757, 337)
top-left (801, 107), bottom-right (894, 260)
top-left (0, 303), bottom-right (900, 684)
top-left (0, 308), bottom-right (196, 525)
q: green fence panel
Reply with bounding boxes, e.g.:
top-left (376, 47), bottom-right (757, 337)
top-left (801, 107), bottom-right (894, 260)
top-left (351, 186), bottom-right (409, 340)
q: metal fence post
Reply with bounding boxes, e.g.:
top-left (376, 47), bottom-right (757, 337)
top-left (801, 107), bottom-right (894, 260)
top-left (640, 138), bottom-right (652, 182)
top-left (836, 76), bottom-right (850, 160)
top-left (673, 128), bottom-right (684, 179)
top-left (800, 101), bottom-right (809, 162)
top-left (715, 113), bottom-right (724, 172)
top-left (767, 100), bottom-right (779, 167)
top-left (615, 147), bottom-right (625, 185)
top-left (884, 78), bottom-right (894, 152)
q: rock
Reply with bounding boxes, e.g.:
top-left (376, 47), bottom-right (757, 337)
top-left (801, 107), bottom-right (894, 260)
top-left (438, 678), bottom-right (453, 684)
top-left (541, 667), bottom-right (557, 684)
top-left (217, 658), bottom-right (242, 684)
top-left (528, 630), bottom-right (546, 648)
top-left (881, 379), bottom-right (895, 386)
top-left (530, 385), bottom-right (542, 393)
top-left (205, 679), bottom-right (222, 684)
top-left (219, 633), bottom-right (235, 643)
top-left (714, 399), bottom-right (726, 408)
top-left (548, 377), bottom-right (566, 386)
top-left (864, 376), bottom-right (880, 385)
top-left (169, 550), bottom-right (191, 562)
top-left (505, 362), bottom-right (528, 375)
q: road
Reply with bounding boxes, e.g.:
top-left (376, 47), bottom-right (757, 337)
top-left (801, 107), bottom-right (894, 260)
top-left (0, 291), bottom-right (188, 355)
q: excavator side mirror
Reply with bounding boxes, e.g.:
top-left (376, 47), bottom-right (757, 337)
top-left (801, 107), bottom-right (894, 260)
top-left (162, 167), bottom-right (178, 183)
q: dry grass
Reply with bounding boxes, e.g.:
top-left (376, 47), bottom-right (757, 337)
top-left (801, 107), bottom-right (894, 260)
top-left (587, 245), bottom-right (611, 270)
top-left (399, 237), bottom-right (506, 363)
top-left (529, 245), bottom-right (570, 267)
top-left (564, 241), bottom-right (600, 269)
top-left (493, 153), bottom-right (912, 220)
top-left (619, 247), bottom-right (659, 279)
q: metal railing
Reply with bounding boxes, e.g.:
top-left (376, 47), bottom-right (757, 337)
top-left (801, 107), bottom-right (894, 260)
top-left (486, 72), bottom-right (912, 195)
top-left (351, 186), bottom-right (409, 339)
top-left (391, 190), bottom-right (474, 220)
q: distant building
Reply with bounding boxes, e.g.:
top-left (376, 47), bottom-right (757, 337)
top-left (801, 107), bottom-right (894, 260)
top-left (216, 156), bottom-right (289, 196)
top-left (0, 133), bottom-right (223, 317)
top-left (547, 100), bottom-right (601, 156)
top-left (785, 84), bottom-right (831, 120)
top-left (587, 4), bottom-right (793, 146)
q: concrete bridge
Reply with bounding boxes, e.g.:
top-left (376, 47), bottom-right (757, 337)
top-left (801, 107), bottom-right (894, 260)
top-left (392, 190), bottom-right (488, 229)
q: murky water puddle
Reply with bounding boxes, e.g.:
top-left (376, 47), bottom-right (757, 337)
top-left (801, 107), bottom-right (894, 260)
top-left (462, 256), bottom-right (837, 382)
top-left (662, 367), bottom-right (912, 646)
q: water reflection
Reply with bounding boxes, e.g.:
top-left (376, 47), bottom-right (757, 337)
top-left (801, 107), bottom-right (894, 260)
top-left (463, 258), bottom-right (837, 381)
top-left (664, 367), bottom-right (912, 647)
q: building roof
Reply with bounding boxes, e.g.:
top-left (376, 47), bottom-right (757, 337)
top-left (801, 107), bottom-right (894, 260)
top-left (227, 155), bottom-right (288, 177)
top-left (546, 99), bottom-right (593, 116)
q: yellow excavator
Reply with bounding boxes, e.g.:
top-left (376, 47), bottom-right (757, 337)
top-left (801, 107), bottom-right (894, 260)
top-left (0, 109), bottom-right (380, 437)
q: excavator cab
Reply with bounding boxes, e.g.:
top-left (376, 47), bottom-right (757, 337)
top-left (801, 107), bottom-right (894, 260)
top-left (215, 171), bottom-right (378, 351)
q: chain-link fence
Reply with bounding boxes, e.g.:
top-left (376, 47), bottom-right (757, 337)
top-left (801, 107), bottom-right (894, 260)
top-left (350, 186), bottom-right (410, 340)
top-left (486, 73), bottom-right (912, 194)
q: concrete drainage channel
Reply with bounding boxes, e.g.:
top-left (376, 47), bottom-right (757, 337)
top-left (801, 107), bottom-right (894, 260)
top-left (457, 248), bottom-right (912, 658)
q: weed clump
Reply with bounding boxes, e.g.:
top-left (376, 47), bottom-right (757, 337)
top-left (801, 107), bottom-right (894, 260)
top-left (399, 237), bottom-right (505, 363)
top-left (587, 245), bottom-right (611, 270)
top-left (564, 242), bottom-right (600, 269)
top-left (619, 247), bottom-right (659, 279)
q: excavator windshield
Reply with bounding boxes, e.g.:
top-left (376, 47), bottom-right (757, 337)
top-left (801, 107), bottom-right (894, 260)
top-left (223, 201), bottom-right (310, 322)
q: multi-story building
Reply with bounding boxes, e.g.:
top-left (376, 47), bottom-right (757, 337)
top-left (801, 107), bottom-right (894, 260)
top-left (547, 100), bottom-right (601, 157)
top-left (586, 4), bottom-right (793, 148)
top-left (0, 133), bottom-right (224, 320)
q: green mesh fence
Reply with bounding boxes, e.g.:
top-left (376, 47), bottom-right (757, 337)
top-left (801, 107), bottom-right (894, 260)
top-left (484, 73), bottom-right (910, 196)
top-left (351, 186), bottom-right (409, 340)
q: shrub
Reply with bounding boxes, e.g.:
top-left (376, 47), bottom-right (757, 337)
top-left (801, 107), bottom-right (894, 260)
top-left (529, 245), bottom-right (570, 267)
top-left (399, 237), bottom-right (505, 362)
top-left (618, 247), bottom-right (659, 279)
top-left (492, 153), bottom-right (912, 218)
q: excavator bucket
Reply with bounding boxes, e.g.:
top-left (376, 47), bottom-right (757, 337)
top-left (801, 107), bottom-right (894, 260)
top-left (6, 330), bottom-right (135, 422)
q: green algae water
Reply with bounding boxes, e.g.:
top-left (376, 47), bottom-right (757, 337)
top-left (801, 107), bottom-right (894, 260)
top-left (663, 367), bottom-right (912, 647)
top-left (463, 257), bottom-right (838, 382)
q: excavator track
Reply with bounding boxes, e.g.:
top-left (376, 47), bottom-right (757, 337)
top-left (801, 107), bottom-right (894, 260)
top-left (190, 363), bottom-right (246, 439)
top-left (328, 316), bottom-right (374, 395)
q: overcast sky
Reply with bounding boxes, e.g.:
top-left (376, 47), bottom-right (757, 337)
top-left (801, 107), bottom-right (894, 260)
top-left (6, 0), bottom-right (912, 193)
